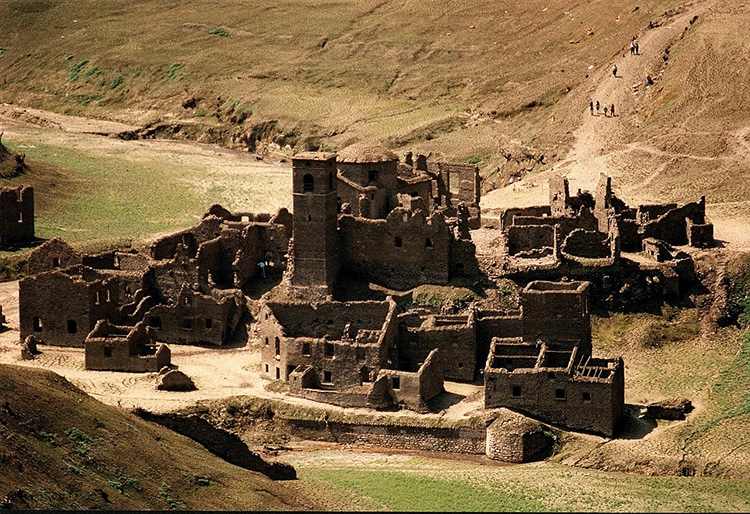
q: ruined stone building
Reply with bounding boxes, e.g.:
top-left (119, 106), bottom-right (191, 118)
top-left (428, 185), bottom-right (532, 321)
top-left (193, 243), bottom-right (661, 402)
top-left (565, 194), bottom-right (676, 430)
top-left (495, 173), bottom-right (709, 308)
top-left (19, 265), bottom-right (120, 347)
top-left (501, 173), bottom-right (713, 268)
top-left (256, 297), bottom-right (445, 412)
top-left (16, 140), bottom-right (633, 437)
top-left (286, 145), bottom-right (481, 299)
top-left (0, 185), bottom-right (33, 247)
top-left (18, 205), bottom-right (288, 347)
top-left (85, 320), bottom-right (171, 372)
top-left (484, 281), bottom-right (624, 437)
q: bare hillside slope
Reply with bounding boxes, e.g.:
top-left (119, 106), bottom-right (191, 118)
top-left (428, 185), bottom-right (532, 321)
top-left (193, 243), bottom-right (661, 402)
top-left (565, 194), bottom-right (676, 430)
top-left (0, 364), bottom-right (317, 510)
top-left (1, 1), bottom-right (746, 193)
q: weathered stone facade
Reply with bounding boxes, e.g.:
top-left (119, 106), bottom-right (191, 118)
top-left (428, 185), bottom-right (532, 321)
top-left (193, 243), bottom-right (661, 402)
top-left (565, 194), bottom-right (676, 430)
top-left (484, 337), bottom-right (624, 437)
top-left (485, 409), bottom-right (554, 463)
top-left (25, 237), bottom-right (81, 275)
top-left (258, 298), bottom-right (398, 387)
top-left (19, 266), bottom-right (120, 347)
top-left (85, 320), bottom-right (170, 372)
top-left (18, 205), bottom-right (264, 348)
top-left (0, 185), bottom-right (33, 247)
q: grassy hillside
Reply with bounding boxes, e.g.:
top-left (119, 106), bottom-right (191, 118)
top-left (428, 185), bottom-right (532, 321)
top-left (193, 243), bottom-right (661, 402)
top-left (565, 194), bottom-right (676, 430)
top-left (0, 364), bottom-right (317, 510)
top-left (0, 1), bottom-right (700, 166)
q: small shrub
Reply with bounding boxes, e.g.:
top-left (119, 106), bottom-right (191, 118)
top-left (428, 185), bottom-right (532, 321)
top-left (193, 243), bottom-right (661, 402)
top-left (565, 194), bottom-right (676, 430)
top-left (467, 156), bottom-right (481, 164)
top-left (67, 464), bottom-right (83, 477)
top-left (209, 27), bottom-right (229, 37)
top-left (69, 60), bottom-right (89, 81)
top-left (109, 76), bottom-right (123, 89)
top-left (83, 66), bottom-right (102, 82)
top-left (67, 427), bottom-right (92, 444)
top-left (167, 63), bottom-right (184, 82)
top-left (107, 480), bottom-right (124, 494)
top-left (124, 477), bottom-right (142, 492)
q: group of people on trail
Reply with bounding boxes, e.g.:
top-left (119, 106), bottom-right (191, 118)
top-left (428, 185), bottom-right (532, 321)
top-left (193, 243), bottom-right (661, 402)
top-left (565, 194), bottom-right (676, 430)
top-left (589, 100), bottom-right (615, 117)
top-left (587, 36), bottom-right (642, 119)
top-left (629, 38), bottom-right (640, 55)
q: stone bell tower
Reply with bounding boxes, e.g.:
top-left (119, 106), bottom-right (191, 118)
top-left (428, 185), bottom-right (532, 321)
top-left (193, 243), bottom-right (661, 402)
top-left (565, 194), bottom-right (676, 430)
top-left (289, 152), bottom-right (339, 299)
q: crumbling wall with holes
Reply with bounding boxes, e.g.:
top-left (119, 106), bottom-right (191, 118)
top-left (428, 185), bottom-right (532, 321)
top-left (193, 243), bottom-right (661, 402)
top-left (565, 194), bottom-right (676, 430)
top-left (19, 267), bottom-right (120, 347)
top-left (339, 208), bottom-right (452, 290)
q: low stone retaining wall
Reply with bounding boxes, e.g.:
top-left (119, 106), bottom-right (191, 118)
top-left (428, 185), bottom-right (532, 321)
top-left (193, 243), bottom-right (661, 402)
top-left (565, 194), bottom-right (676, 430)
top-left (278, 418), bottom-right (487, 455)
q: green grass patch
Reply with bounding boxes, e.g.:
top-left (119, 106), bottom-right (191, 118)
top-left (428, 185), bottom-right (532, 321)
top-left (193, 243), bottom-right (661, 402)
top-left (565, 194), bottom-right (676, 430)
top-left (209, 27), bottom-right (229, 37)
top-left (3, 141), bottom-right (203, 244)
top-left (308, 468), bottom-right (545, 511)
top-left (68, 60), bottom-right (89, 82)
top-left (166, 62), bottom-right (184, 83)
top-left (295, 458), bottom-right (750, 512)
top-left (109, 76), bottom-right (124, 89)
top-left (684, 332), bottom-right (750, 448)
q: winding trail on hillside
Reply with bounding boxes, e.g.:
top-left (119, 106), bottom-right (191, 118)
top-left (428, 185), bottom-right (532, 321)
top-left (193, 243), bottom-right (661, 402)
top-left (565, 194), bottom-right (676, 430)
top-left (481, 1), bottom-right (750, 249)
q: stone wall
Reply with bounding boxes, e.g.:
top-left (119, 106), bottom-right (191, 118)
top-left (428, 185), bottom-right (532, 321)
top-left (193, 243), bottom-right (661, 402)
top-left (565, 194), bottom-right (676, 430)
top-left (485, 340), bottom-right (624, 437)
top-left (339, 209), bottom-right (452, 290)
top-left (19, 268), bottom-right (120, 347)
top-left (521, 281), bottom-right (591, 354)
top-left (501, 206), bottom-right (551, 230)
top-left (0, 185), bottom-right (33, 246)
top-left (258, 299), bottom-right (397, 388)
top-left (279, 418), bottom-right (487, 455)
top-left (485, 410), bottom-right (553, 463)
top-left (476, 311), bottom-right (523, 368)
top-left (561, 229), bottom-right (612, 259)
top-left (506, 225), bottom-right (555, 257)
top-left (377, 348), bottom-right (444, 412)
top-left (85, 320), bottom-right (170, 372)
top-left (26, 237), bottom-right (81, 275)
top-left (144, 286), bottom-right (243, 346)
top-left (400, 313), bottom-right (477, 381)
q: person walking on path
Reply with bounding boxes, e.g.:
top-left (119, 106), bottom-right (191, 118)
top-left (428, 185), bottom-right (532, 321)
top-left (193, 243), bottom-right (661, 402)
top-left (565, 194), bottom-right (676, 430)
top-left (596, 100), bottom-right (600, 114)
top-left (610, 104), bottom-right (615, 117)
top-left (603, 105), bottom-right (608, 117)
top-left (589, 101), bottom-right (594, 115)
top-left (612, 64), bottom-right (617, 77)
top-left (635, 42), bottom-right (639, 55)
top-left (630, 42), bottom-right (635, 55)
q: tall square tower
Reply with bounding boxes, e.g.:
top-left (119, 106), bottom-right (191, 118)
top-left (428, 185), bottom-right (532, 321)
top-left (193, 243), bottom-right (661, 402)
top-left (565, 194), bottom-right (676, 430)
top-left (290, 152), bottom-right (339, 297)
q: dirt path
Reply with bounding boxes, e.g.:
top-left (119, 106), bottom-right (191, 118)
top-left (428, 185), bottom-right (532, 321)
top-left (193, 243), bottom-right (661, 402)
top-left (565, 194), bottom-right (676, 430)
top-left (480, 1), bottom-right (750, 250)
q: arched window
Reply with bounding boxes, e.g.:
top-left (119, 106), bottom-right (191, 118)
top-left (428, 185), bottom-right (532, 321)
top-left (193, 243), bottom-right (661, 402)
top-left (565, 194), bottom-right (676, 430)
top-left (303, 174), bottom-right (314, 193)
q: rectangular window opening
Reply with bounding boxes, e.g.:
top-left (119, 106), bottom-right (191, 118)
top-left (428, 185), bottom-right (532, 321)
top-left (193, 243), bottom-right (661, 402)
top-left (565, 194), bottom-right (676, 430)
top-left (33, 317), bottom-right (43, 332)
top-left (66, 320), bottom-right (77, 334)
top-left (556, 388), bottom-right (567, 400)
top-left (302, 342), bottom-right (311, 356)
top-left (392, 376), bottom-right (401, 390)
top-left (512, 386), bottom-right (522, 397)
